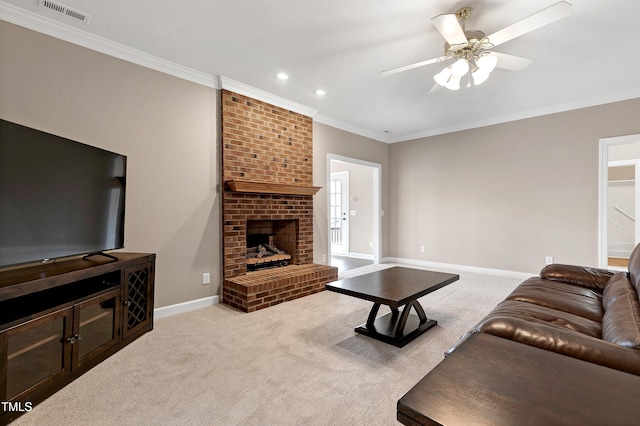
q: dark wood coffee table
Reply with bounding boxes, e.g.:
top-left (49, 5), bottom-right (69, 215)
top-left (325, 267), bottom-right (459, 347)
top-left (398, 333), bottom-right (640, 425)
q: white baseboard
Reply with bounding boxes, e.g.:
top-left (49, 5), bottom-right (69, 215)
top-left (608, 251), bottom-right (632, 259)
top-left (608, 241), bottom-right (634, 259)
top-left (381, 257), bottom-right (534, 280)
top-left (348, 252), bottom-right (374, 260)
top-left (154, 295), bottom-right (219, 320)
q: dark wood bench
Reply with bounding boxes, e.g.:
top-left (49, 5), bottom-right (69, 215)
top-left (398, 333), bottom-right (640, 425)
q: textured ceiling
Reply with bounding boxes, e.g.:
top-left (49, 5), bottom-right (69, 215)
top-left (2, 0), bottom-right (640, 142)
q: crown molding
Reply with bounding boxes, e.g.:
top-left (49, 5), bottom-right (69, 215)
top-left (388, 86), bottom-right (640, 143)
top-left (0, 1), bottom-right (218, 89)
top-left (313, 114), bottom-right (392, 143)
top-left (218, 76), bottom-right (318, 118)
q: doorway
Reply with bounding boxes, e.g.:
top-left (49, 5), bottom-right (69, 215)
top-left (598, 135), bottom-right (640, 268)
top-left (330, 171), bottom-right (349, 256)
top-left (327, 154), bottom-right (381, 271)
top-left (607, 161), bottom-right (638, 267)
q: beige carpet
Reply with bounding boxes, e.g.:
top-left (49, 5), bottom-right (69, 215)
top-left (13, 264), bottom-right (522, 426)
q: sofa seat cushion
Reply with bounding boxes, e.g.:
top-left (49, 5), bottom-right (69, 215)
top-left (602, 273), bottom-right (640, 348)
top-left (505, 277), bottom-right (603, 322)
top-left (474, 300), bottom-right (602, 339)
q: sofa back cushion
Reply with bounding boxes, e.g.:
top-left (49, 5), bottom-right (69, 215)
top-left (540, 264), bottom-right (613, 292)
top-left (602, 273), bottom-right (640, 348)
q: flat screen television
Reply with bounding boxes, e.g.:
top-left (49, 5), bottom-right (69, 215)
top-left (0, 119), bottom-right (126, 268)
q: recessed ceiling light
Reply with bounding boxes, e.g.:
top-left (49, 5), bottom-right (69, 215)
top-left (314, 89), bottom-right (326, 96)
top-left (276, 72), bottom-right (289, 80)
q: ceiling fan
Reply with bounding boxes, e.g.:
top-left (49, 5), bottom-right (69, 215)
top-left (381, 1), bottom-right (572, 90)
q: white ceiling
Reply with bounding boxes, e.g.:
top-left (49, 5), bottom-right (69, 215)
top-left (2, 0), bottom-right (640, 143)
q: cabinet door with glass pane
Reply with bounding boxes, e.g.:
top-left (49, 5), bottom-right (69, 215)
top-left (72, 289), bottom-right (121, 369)
top-left (0, 308), bottom-right (72, 404)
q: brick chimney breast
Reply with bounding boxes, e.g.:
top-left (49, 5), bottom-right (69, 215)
top-left (221, 90), bottom-right (337, 312)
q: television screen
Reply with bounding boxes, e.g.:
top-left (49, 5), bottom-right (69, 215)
top-left (0, 119), bottom-right (126, 267)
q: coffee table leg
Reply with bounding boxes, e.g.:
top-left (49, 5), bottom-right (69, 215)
top-left (366, 303), bottom-right (381, 329)
top-left (357, 299), bottom-right (437, 347)
top-left (411, 300), bottom-right (428, 324)
top-left (395, 301), bottom-right (428, 338)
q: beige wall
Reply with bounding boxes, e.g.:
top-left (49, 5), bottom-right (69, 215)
top-left (0, 21), bottom-right (220, 307)
top-left (389, 98), bottom-right (640, 273)
top-left (5, 19), bottom-right (640, 306)
top-left (313, 122), bottom-right (390, 262)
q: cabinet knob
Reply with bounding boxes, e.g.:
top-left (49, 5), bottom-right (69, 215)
top-left (66, 334), bottom-right (82, 344)
top-left (124, 300), bottom-right (132, 307)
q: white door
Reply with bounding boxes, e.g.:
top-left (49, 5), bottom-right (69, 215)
top-left (330, 171), bottom-right (349, 256)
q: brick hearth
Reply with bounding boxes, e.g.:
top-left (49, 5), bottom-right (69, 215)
top-left (221, 90), bottom-right (337, 312)
top-left (223, 264), bottom-right (337, 312)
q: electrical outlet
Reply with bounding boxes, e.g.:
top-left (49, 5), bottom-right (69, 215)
top-left (420, 246), bottom-right (425, 253)
top-left (370, 241), bottom-right (374, 248)
top-left (322, 254), bottom-right (327, 263)
top-left (202, 272), bottom-right (210, 285)
top-left (545, 256), bottom-right (553, 265)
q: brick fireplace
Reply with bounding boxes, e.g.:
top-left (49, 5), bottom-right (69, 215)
top-left (221, 90), bottom-right (338, 312)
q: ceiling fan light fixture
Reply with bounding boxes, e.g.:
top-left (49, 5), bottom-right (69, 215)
top-left (445, 74), bottom-right (461, 90)
top-left (434, 66), bottom-right (452, 86)
top-left (472, 70), bottom-right (490, 86)
top-left (382, 2), bottom-right (573, 95)
top-left (451, 58), bottom-right (469, 77)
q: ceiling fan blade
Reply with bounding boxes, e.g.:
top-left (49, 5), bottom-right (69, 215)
top-left (486, 1), bottom-right (572, 48)
top-left (429, 83), bottom-right (443, 94)
top-left (490, 52), bottom-right (533, 71)
top-left (381, 57), bottom-right (445, 77)
top-left (431, 13), bottom-right (468, 46)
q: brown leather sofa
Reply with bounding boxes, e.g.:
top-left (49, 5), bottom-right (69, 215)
top-left (446, 244), bottom-right (640, 376)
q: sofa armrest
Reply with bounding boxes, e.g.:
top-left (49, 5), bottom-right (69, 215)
top-left (540, 264), bottom-right (616, 292)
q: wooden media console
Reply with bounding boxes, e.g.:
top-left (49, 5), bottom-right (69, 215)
top-left (0, 253), bottom-right (155, 425)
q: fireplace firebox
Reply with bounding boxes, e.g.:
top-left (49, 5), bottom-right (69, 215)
top-left (246, 219), bottom-right (297, 271)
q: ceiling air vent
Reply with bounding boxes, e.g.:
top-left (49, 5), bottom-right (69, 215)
top-left (38, 0), bottom-right (91, 24)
